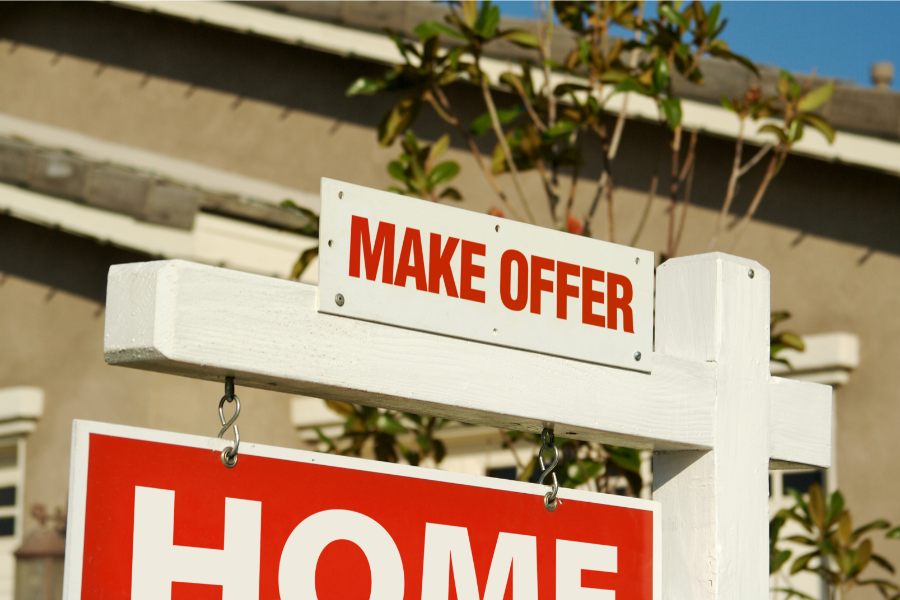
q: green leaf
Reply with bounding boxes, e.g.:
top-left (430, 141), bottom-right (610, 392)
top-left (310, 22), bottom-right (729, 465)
top-left (615, 79), bottom-right (652, 96)
top-left (720, 95), bottom-right (736, 113)
top-left (387, 160), bottom-right (406, 182)
top-left (772, 549), bottom-right (792, 574)
top-left (707, 3), bottom-right (722, 36)
top-left (850, 519), bottom-right (890, 542)
top-left (798, 82), bottom-right (835, 112)
top-left (545, 120), bottom-right (579, 138)
top-left (777, 332), bottom-right (806, 352)
top-left (826, 490), bottom-right (845, 527)
top-left (799, 113), bottom-right (836, 144)
top-left (759, 123), bottom-right (788, 145)
top-left (375, 413), bottom-right (407, 435)
top-left (428, 161), bottom-right (460, 188)
top-left (659, 4), bottom-right (690, 29)
top-left (500, 29), bottom-right (541, 48)
top-left (790, 550), bottom-right (819, 575)
top-left (654, 58), bottom-right (671, 92)
top-left (553, 83), bottom-right (594, 97)
top-left (378, 97), bottom-right (421, 146)
top-left (887, 527), bottom-right (900, 539)
top-left (468, 106), bottom-right (524, 137)
top-left (871, 553), bottom-right (896, 574)
top-left (438, 187), bottom-right (463, 200)
top-left (290, 246), bottom-right (319, 280)
top-left (477, 3), bottom-right (501, 38)
top-left (461, 1), bottom-right (478, 28)
top-left (774, 588), bottom-right (819, 600)
top-left (429, 134), bottom-right (451, 162)
top-left (414, 20), bottom-right (466, 40)
top-left (660, 97), bottom-right (682, 129)
top-left (346, 76), bottom-right (383, 97)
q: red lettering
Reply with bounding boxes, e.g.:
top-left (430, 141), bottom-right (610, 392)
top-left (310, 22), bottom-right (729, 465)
top-left (530, 256), bottom-right (554, 315)
top-left (500, 250), bottom-right (528, 311)
top-left (608, 272), bottom-right (634, 333)
top-left (460, 240), bottom-right (486, 303)
top-left (349, 216), bottom-right (394, 283)
top-left (393, 228), bottom-right (427, 291)
top-left (556, 262), bottom-right (580, 320)
top-left (582, 268), bottom-right (606, 328)
top-left (428, 234), bottom-right (459, 298)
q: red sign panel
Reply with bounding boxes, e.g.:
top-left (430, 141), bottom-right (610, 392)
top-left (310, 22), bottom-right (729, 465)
top-left (64, 421), bottom-right (659, 599)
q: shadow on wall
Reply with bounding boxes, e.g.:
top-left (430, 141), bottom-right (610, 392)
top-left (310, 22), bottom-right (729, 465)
top-left (0, 215), bottom-right (151, 304)
top-left (0, 2), bottom-right (897, 257)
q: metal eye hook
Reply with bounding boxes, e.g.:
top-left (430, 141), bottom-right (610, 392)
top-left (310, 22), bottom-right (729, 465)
top-left (538, 428), bottom-right (560, 512)
top-left (217, 376), bottom-right (240, 468)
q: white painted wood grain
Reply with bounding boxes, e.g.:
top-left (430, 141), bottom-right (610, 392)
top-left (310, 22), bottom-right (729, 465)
top-left (105, 260), bottom-right (716, 450)
top-left (769, 377), bottom-right (833, 470)
top-left (654, 253), bottom-right (772, 600)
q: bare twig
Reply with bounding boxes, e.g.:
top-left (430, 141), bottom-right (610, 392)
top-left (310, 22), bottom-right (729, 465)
top-left (728, 147), bottom-right (784, 252)
top-left (630, 174), bottom-right (658, 247)
top-left (738, 143), bottom-right (774, 177)
top-left (564, 143), bottom-right (582, 222)
top-left (498, 429), bottom-right (525, 470)
top-left (708, 118), bottom-right (774, 251)
top-left (584, 2), bottom-right (644, 240)
top-left (508, 72), bottom-right (546, 131)
top-left (670, 128), bottom-right (697, 257)
top-left (607, 1), bottom-right (644, 160)
top-left (480, 75), bottom-right (537, 224)
top-left (672, 142), bottom-right (697, 255)
top-left (666, 124), bottom-right (683, 258)
top-left (428, 87), bottom-right (525, 221)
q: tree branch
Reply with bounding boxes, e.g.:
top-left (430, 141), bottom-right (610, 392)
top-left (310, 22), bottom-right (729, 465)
top-left (728, 147), bottom-right (784, 252)
top-left (480, 75), bottom-right (537, 224)
top-left (430, 86), bottom-right (525, 221)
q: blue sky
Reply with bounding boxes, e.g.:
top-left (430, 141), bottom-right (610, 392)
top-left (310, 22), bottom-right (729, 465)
top-left (497, 2), bottom-right (900, 91)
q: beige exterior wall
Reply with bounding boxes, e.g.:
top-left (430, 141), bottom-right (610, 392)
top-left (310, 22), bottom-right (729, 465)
top-left (0, 4), bottom-right (898, 594)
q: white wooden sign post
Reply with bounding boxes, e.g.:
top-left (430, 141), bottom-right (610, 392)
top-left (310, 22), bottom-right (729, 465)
top-left (100, 180), bottom-right (832, 600)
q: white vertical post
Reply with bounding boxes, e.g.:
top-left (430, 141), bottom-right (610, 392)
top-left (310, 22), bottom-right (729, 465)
top-left (653, 253), bottom-right (771, 599)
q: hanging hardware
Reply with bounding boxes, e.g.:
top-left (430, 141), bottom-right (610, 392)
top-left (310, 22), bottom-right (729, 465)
top-left (218, 376), bottom-right (241, 468)
top-left (538, 428), bottom-right (560, 512)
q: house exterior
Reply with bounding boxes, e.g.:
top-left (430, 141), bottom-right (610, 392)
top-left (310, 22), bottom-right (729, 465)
top-left (0, 2), bottom-right (896, 598)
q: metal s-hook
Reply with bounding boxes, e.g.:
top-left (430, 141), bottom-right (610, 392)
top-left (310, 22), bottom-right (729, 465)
top-left (538, 428), bottom-right (560, 512)
top-left (217, 377), bottom-right (240, 468)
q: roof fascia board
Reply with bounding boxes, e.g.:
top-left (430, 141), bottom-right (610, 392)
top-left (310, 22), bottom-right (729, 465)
top-left (0, 112), bottom-right (320, 212)
top-left (110, 1), bottom-right (900, 177)
top-left (0, 181), bottom-right (318, 281)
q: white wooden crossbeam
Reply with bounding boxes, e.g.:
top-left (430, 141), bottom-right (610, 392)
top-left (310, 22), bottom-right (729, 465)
top-left (104, 259), bottom-right (831, 468)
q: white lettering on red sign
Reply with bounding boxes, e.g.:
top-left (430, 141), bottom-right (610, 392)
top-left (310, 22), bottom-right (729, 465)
top-left (131, 486), bottom-right (618, 600)
top-left (67, 424), bottom-right (657, 599)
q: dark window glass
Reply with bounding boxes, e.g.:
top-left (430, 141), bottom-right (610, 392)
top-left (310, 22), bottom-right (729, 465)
top-left (0, 517), bottom-right (14, 537)
top-left (0, 446), bottom-right (17, 469)
top-left (487, 467), bottom-right (517, 481)
top-left (783, 470), bottom-right (825, 496)
top-left (0, 487), bottom-right (15, 507)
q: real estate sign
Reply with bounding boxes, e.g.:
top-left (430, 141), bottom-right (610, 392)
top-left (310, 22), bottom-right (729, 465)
top-left (317, 178), bottom-right (655, 372)
top-left (64, 420), bottom-right (660, 599)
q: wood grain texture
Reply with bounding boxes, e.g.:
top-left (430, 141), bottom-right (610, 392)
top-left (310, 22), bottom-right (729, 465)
top-left (769, 376), bottom-right (833, 469)
top-left (104, 260), bottom-right (717, 450)
top-left (654, 253), bottom-right (772, 600)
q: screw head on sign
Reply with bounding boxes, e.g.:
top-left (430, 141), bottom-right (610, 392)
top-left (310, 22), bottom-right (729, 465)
top-left (748, 269), bottom-right (755, 279)
top-left (335, 293), bottom-right (345, 307)
top-left (634, 351), bottom-right (642, 361)
top-left (635, 257), bottom-right (640, 264)
top-left (339, 191), bottom-right (343, 199)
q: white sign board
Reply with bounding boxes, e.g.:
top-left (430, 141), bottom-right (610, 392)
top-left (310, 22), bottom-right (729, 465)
top-left (317, 178), bottom-right (654, 372)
